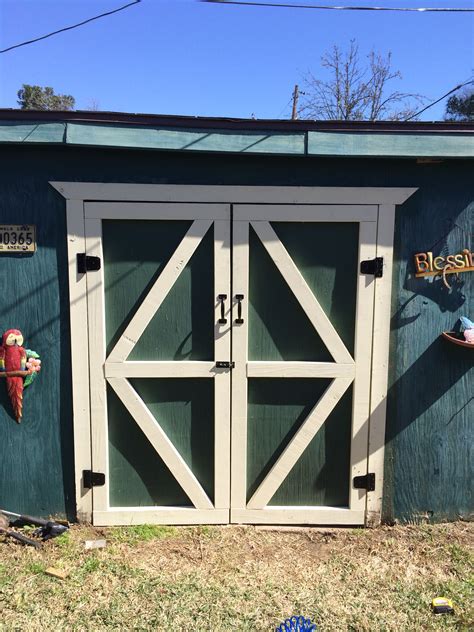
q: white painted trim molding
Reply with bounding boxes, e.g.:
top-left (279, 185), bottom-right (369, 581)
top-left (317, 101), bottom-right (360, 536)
top-left (51, 182), bottom-right (417, 206)
top-left (65, 200), bottom-right (92, 522)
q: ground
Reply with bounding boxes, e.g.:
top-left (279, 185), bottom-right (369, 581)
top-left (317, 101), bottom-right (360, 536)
top-left (0, 522), bottom-right (472, 631)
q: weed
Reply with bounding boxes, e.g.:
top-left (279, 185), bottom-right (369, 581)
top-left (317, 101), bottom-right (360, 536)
top-left (77, 555), bottom-right (101, 576)
top-left (108, 524), bottom-right (178, 544)
top-left (25, 561), bottom-right (45, 575)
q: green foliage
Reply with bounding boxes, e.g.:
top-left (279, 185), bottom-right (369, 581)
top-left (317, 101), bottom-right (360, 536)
top-left (24, 349), bottom-right (40, 388)
top-left (444, 89), bottom-right (474, 121)
top-left (26, 561), bottom-right (45, 575)
top-left (53, 531), bottom-right (73, 550)
top-left (17, 84), bottom-right (75, 111)
top-left (108, 524), bottom-right (178, 544)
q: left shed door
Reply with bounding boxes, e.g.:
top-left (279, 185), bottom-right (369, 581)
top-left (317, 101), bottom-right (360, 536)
top-left (84, 202), bottom-right (231, 526)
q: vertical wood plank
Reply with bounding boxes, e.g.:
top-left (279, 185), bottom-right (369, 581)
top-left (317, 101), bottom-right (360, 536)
top-left (231, 220), bottom-right (250, 510)
top-left (349, 221), bottom-right (377, 512)
top-left (84, 217), bottom-right (109, 515)
top-left (214, 219), bottom-right (231, 509)
top-left (66, 200), bottom-right (92, 522)
top-left (366, 204), bottom-right (396, 526)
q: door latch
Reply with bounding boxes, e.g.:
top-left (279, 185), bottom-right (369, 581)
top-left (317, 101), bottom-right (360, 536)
top-left (360, 257), bottom-right (383, 278)
top-left (215, 361), bottom-right (235, 369)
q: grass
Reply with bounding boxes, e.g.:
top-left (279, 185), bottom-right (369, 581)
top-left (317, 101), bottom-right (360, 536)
top-left (0, 522), bottom-right (472, 630)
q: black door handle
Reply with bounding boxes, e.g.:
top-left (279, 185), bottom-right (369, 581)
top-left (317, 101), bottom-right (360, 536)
top-left (236, 294), bottom-right (244, 324)
top-left (218, 294), bottom-right (227, 324)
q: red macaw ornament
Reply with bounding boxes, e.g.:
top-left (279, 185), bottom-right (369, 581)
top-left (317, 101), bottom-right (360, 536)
top-left (0, 329), bottom-right (27, 422)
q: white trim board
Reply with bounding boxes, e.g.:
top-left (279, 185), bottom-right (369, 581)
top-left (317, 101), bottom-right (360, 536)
top-left (54, 182), bottom-right (417, 526)
top-left (94, 508), bottom-right (229, 526)
top-left (231, 507), bottom-right (365, 525)
top-left (51, 182), bottom-right (417, 206)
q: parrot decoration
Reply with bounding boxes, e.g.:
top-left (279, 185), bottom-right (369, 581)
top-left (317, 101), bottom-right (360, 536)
top-left (460, 316), bottom-right (474, 344)
top-left (0, 329), bottom-right (41, 423)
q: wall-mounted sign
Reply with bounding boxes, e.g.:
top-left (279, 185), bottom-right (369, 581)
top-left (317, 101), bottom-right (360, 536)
top-left (414, 248), bottom-right (473, 278)
top-left (0, 225), bottom-right (36, 253)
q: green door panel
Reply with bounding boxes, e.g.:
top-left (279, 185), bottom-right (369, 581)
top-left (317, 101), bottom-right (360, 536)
top-left (103, 219), bottom-right (191, 355)
top-left (103, 220), bottom-right (214, 360)
top-left (272, 222), bottom-right (359, 356)
top-left (248, 227), bottom-right (332, 361)
top-left (247, 379), bottom-right (352, 507)
top-left (131, 228), bottom-right (214, 361)
top-left (108, 378), bottom-right (214, 507)
top-left (108, 385), bottom-right (191, 507)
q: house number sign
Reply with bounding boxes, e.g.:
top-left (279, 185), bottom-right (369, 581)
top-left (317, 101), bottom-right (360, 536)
top-left (0, 225), bottom-right (36, 253)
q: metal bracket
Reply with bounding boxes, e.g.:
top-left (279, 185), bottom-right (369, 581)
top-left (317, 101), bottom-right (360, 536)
top-left (83, 470), bottom-right (106, 489)
top-left (353, 473), bottom-right (376, 491)
top-left (77, 253), bottom-right (101, 273)
top-left (215, 361), bottom-right (235, 369)
top-left (360, 257), bottom-right (384, 278)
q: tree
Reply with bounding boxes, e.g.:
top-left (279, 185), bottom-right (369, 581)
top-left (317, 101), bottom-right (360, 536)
top-left (17, 84), bottom-right (75, 111)
top-left (444, 88), bottom-right (474, 121)
top-left (299, 41), bottom-right (424, 121)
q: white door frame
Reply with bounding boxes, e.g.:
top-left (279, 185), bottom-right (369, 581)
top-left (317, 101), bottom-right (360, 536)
top-left (51, 182), bottom-right (417, 525)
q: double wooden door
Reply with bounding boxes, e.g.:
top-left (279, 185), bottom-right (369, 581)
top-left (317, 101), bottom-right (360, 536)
top-left (84, 201), bottom-right (377, 525)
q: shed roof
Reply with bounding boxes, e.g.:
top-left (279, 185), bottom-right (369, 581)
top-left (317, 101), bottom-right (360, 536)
top-left (0, 109), bottom-right (472, 158)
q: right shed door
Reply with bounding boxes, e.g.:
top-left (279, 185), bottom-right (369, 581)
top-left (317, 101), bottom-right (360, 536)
top-left (230, 204), bottom-right (378, 525)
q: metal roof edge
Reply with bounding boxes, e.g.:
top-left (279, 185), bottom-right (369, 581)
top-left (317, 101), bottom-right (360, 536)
top-left (0, 108), bottom-right (473, 132)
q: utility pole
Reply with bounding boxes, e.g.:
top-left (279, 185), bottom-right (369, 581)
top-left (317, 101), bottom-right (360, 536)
top-left (291, 84), bottom-right (299, 120)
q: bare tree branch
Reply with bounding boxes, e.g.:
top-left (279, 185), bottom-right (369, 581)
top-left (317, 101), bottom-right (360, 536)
top-left (299, 41), bottom-right (426, 121)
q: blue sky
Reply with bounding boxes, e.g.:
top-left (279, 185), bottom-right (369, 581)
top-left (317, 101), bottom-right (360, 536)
top-left (0, 0), bottom-right (473, 120)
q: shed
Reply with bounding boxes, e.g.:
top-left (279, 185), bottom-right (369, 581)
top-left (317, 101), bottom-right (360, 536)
top-left (0, 110), bottom-right (472, 526)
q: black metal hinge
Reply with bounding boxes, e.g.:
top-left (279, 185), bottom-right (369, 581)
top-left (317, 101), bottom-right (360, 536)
top-left (360, 257), bottom-right (384, 278)
top-left (215, 361), bottom-right (235, 369)
top-left (77, 253), bottom-right (101, 273)
top-left (83, 470), bottom-right (106, 489)
top-left (353, 473), bottom-right (376, 491)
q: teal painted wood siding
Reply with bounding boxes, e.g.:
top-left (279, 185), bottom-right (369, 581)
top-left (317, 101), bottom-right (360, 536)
top-left (0, 144), bottom-right (471, 521)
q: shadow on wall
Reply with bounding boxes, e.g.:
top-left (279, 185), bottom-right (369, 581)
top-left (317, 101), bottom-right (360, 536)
top-left (381, 194), bottom-right (473, 522)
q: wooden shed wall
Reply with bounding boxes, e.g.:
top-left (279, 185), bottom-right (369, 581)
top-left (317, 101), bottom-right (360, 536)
top-left (0, 145), bottom-right (471, 522)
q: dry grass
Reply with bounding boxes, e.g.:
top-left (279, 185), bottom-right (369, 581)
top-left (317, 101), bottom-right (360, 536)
top-left (0, 522), bottom-right (472, 631)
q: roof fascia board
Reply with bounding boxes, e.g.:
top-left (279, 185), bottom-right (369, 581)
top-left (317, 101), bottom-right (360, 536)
top-left (0, 120), bottom-right (472, 158)
top-left (308, 131), bottom-right (474, 158)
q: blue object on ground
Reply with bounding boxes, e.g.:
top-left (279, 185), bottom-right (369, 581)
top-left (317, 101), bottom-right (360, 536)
top-left (276, 615), bottom-right (317, 631)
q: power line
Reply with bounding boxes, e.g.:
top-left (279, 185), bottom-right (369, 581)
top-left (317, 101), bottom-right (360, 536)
top-left (204, 1), bottom-right (474, 12)
top-left (276, 96), bottom-right (294, 119)
top-left (405, 79), bottom-right (474, 121)
top-left (0, 0), bottom-right (142, 54)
